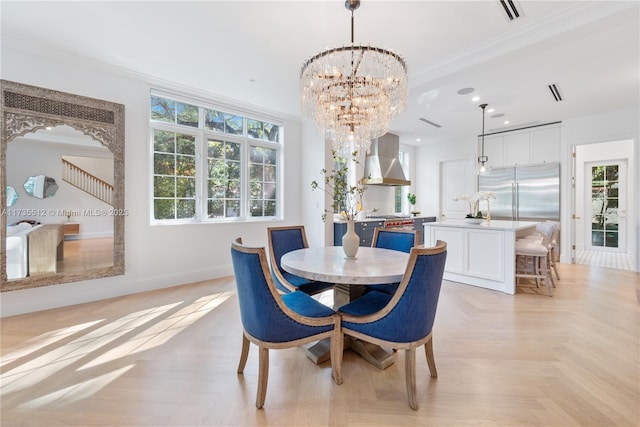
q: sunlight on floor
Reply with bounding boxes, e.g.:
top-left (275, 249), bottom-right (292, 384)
top-left (1, 291), bottom-right (234, 409)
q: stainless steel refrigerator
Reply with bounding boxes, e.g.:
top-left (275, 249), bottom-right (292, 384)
top-left (478, 163), bottom-right (560, 221)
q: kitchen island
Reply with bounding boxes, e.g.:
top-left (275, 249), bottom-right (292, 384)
top-left (424, 219), bottom-right (539, 294)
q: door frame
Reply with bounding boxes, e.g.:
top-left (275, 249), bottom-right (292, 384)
top-left (571, 139), bottom-right (635, 267)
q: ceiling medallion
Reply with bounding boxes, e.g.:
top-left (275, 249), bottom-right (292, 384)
top-left (300, 0), bottom-right (408, 155)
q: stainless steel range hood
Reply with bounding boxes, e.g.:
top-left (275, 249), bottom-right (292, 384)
top-left (363, 133), bottom-right (411, 186)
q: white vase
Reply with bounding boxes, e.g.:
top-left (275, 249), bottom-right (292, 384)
top-left (342, 220), bottom-right (359, 258)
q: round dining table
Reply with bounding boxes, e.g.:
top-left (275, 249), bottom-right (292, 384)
top-left (281, 246), bottom-right (410, 369)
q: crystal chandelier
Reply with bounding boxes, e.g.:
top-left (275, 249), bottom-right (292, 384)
top-left (300, 0), bottom-right (408, 155)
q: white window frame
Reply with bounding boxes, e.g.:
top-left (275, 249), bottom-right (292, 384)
top-left (149, 90), bottom-right (283, 225)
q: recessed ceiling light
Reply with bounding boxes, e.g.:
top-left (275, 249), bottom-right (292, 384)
top-left (487, 108), bottom-right (495, 113)
top-left (45, 126), bottom-right (53, 130)
top-left (457, 87), bottom-right (474, 95)
top-left (416, 138), bottom-right (421, 142)
top-left (471, 96), bottom-right (480, 102)
top-left (504, 120), bottom-right (510, 125)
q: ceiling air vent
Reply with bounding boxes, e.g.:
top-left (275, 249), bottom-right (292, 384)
top-left (548, 83), bottom-right (563, 102)
top-left (419, 117), bottom-right (442, 128)
top-left (500, 0), bottom-right (521, 21)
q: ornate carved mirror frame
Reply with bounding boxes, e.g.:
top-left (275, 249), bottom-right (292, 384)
top-left (1, 80), bottom-right (125, 291)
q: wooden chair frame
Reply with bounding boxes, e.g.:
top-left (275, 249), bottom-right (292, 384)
top-left (338, 240), bottom-right (447, 410)
top-left (267, 225), bottom-right (330, 295)
top-left (232, 238), bottom-right (343, 409)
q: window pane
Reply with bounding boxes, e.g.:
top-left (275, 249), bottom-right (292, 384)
top-left (154, 153), bottom-right (175, 175)
top-left (250, 164), bottom-right (263, 182)
top-left (264, 200), bottom-right (276, 216)
top-left (176, 102), bottom-right (199, 127)
top-left (154, 129), bottom-right (175, 152)
top-left (264, 165), bottom-right (276, 182)
top-left (250, 200), bottom-right (263, 216)
top-left (227, 142), bottom-right (241, 161)
top-left (250, 182), bottom-right (262, 199)
top-left (247, 119), bottom-right (280, 142)
top-left (176, 177), bottom-right (196, 197)
top-left (151, 96), bottom-right (175, 123)
top-left (264, 148), bottom-right (277, 165)
top-left (208, 179), bottom-right (225, 198)
top-left (249, 145), bottom-right (277, 217)
top-left (176, 199), bottom-right (196, 219)
top-left (264, 183), bottom-right (276, 199)
top-left (154, 176), bottom-right (174, 197)
top-left (204, 109), bottom-right (242, 135)
top-left (226, 200), bottom-right (240, 217)
top-left (226, 180), bottom-right (240, 198)
top-left (208, 200), bottom-right (224, 218)
top-left (176, 133), bottom-right (195, 155)
top-left (176, 155), bottom-right (195, 176)
top-left (154, 199), bottom-right (175, 220)
top-left (227, 161), bottom-right (240, 180)
top-left (208, 139), bottom-right (224, 158)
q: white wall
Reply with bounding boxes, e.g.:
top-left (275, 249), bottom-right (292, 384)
top-left (1, 40), bottom-right (305, 316)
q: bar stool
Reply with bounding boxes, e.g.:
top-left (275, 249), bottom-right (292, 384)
top-left (546, 220), bottom-right (560, 281)
top-left (515, 222), bottom-right (556, 296)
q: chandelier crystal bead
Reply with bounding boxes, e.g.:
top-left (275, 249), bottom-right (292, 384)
top-left (300, 1), bottom-right (408, 155)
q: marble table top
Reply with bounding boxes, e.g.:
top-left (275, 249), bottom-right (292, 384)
top-left (280, 246), bottom-right (409, 285)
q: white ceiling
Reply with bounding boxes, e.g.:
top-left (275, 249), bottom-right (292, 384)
top-left (2, 1), bottom-right (638, 146)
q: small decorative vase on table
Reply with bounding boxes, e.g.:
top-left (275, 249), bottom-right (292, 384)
top-left (342, 220), bottom-right (359, 258)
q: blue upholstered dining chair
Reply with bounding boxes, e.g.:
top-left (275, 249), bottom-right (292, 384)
top-left (231, 238), bottom-right (343, 409)
top-left (337, 240), bottom-right (447, 410)
top-left (364, 227), bottom-right (417, 295)
top-left (267, 225), bottom-right (334, 295)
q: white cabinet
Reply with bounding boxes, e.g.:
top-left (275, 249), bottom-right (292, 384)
top-left (480, 125), bottom-right (560, 168)
top-left (504, 132), bottom-right (530, 166)
top-left (424, 220), bottom-right (539, 295)
top-left (483, 135), bottom-right (505, 168)
top-left (531, 127), bottom-right (561, 163)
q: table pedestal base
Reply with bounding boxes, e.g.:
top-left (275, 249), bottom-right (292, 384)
top-left (302, 283), bottom-right (396, 369)
top-left (349, 339), bottom-right (395, 370)
top-left (302, 339), bottom-right (332, 365)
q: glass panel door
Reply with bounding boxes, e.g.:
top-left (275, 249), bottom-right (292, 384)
top-left (588, 162), bottom-right (626, 251)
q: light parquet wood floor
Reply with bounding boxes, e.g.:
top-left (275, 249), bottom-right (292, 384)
top-left (575, 249), bottom-right (635, 271)
top-left (1, 263), bottom-right (638, 426)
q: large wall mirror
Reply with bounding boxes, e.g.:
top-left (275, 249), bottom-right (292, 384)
top-left (1, 80), bottom-right (125, 291)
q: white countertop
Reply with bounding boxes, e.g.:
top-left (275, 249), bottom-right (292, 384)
top-left (426, 219), bottom-right (539, 231)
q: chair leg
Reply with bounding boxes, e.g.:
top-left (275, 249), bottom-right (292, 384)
top-left (533, 256), bottom-right (541, 288)
top-left (547, 252), bottom-right (556, 288)
top-left (540, 256), bottom-right (552, 297)
top-left (256, 346), bottom-right (269, 409)
top-left (551, 248), bottom-right (560, 280)
top-left (424, 335), bottom-right (438, 378)
top-left (237, 333), bottom-right (250, 374)
top-left (331, 317), bottom-right (343, 385)
top-left (405, 348), bottom-right (418, 410)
